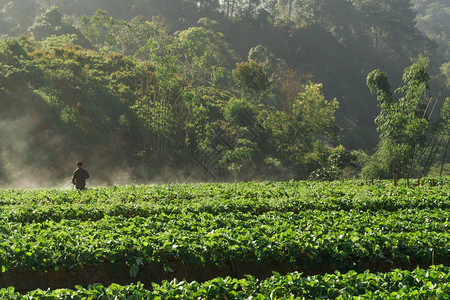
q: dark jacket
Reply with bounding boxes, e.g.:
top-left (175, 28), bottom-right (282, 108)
top-left (72, 167), bottom-right (90, 189)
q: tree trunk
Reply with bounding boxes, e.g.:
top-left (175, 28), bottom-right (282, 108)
top-left (441, 136), bottom-right (450, 176)
top-left (288, 0), bottom-right (293, 19)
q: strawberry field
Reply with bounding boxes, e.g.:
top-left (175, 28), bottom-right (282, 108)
top-left (0, 177), bottom-right (449, 298)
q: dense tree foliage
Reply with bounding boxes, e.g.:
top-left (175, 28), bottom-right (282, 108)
top-left (0, 32), bottom-right (340, 184)
top-left (415, 0), bottom-right (450, 91)
top-left (363, 57), bottom-right (449, 178)
top-left (0, 0), bottom-right (448, 185)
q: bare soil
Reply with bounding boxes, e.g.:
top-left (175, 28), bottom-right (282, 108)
top-left (2, 257), bottom-right (449, 293)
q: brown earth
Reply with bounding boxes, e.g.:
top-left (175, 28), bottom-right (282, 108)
top-left (1, 258), bottom-right (448, 293)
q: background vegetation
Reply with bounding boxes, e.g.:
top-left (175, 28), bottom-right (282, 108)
top-left (0, 0), bottom-right (448, 186)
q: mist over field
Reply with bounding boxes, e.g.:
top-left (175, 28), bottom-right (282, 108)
top-left (0, 3), bottom-right (449, 295)
top-left (0, 0), bottom-right (449, 188)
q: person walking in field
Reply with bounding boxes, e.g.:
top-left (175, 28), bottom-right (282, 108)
top-left (72, 161), bottom-right (90, 190)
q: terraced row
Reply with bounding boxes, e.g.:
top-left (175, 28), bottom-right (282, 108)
top-left (0, 179), bottom-right (448, 223)
top-left (2, 265), bottom-right (450, 299)
top-left (1, 209), bottom-right (449, 273)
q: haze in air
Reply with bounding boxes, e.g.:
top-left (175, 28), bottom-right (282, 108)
top-left (0, 0), bottom-right (448, 188)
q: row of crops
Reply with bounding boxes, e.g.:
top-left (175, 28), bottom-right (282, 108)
top-left (1, 178), bottom-right (449, 217)
top-left (2, 266), bottom-right (450, 299)
top-left (1, 208), bottom-right (450, 272)
top-left (0, 177), bottom-right (449, 297)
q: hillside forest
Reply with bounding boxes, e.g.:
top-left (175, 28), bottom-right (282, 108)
top-left (0, 0), bottom-right (449, 187)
